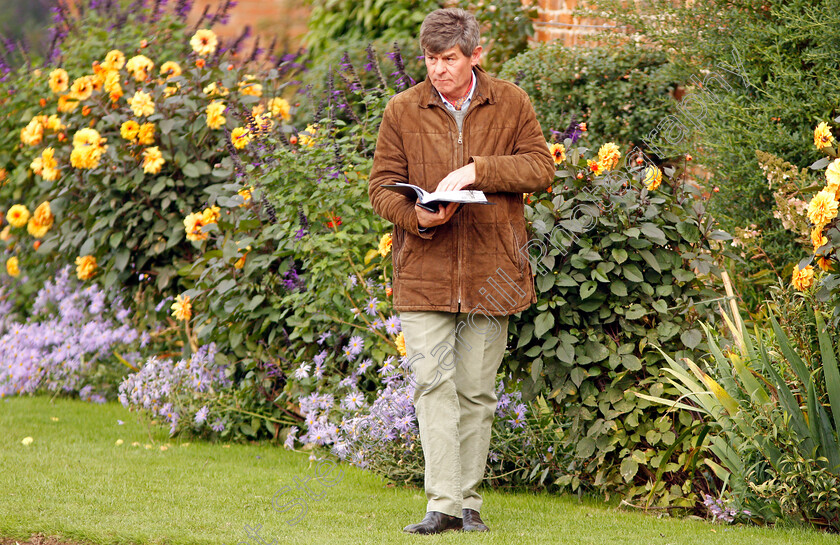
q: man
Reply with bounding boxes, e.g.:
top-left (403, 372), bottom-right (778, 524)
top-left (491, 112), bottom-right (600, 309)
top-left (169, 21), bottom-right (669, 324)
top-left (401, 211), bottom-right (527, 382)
top-left (368, 8), bottom-right (554, 535)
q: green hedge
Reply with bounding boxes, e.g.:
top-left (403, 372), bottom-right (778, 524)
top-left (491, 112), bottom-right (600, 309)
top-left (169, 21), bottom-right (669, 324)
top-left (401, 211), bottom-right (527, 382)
top-left (499, 42), bottom-right (675, 150)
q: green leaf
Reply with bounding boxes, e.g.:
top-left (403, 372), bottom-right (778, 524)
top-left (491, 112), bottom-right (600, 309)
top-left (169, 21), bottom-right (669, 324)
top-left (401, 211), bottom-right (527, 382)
top-left (620, 457), bottom-right (638, 482)
top-left (114, 249), bottom-right (130, 271)
top-left (639, 250), bottom-right (661, 273)
top-left (576, 437), bottom-right (596, 458)
top-left (676, 221), bottom-right (700, 243)
top-left (580, 280), bottom-right (597, 299)
top-left (183, 163), bottom-right (200, 178)
top-left (623, 264), bottom-right (643, 283)
top-left (611, 248), bottom-right (628, 264)
top-left (160, 118), bottom-right (177, 135)
top-left (216, 278), bottom-right (236, 294)
top-left (815, 312), bottom-right (840, 435)
top-left (640, 223), bottom-right (667, 245)
top-left (534, 311), bottom-right (555, 338)
top-left (680, 329), bottom-right (702, 350)
top-left (625, 304), bottom-right (646, 320)
top-left (610, 280), bottom-right (628, 297)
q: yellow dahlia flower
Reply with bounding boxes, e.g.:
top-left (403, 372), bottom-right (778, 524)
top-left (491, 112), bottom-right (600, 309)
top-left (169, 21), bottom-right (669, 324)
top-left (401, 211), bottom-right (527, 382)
top-left (231, 127), bottom-right (251, 149)
top-left (201, 206), bottom-right (221, 224)
top-left (127, 90), bottom-right (155, 117)
top-left (7, 204), bottom-right (30, 228)
top-left (27, 217), bottom-right (50, 238)
top-left (70, 146), bottom-right (104, 169)
top-left (238, 75), bottom-right (262, 97)
top-left (142, 146), bottom-right (165, 174)
top-left (184, 212), bottom-right (208, 242)
top-left (20, 118), bottom-right (44, 146)
top-left (137, 123), bottom-right (155, 145)
top-left (378, 233), bottom-right (392, 257)
top-left (125, 55), bottom-right (154, 81)
top-left (268, 97), bottom-right (291, 122)
top-left (395, 332), bottom-right (406, 357)
top-left (299, 124), bottom-right (318, 148)
top-left (75, 255), bottom-right (97, 280)
top-left (190, 29), bottom-right (218, 56)
top-left (160, 61), bottom-right (182, 79)
top-left (103, 70), bottom-right (121, 93)
top-left (102, 49), bottom-right (126, 71)
top-left (30, 156), bottom-right (44, 176)
top-left (237, 187), bottom-right (251, 206)
top-left (814, 122), bottom-right (835, 149)
top-left (597, 142), bottom-right (621, 171)
top-left (811, 225), bottom-right (828, 252)
top-left (826, 158), bottom-right (840, 193)
top-left (644, 165), bottom-right (663, 191)
top-left (791, 264), bottom-right (814, 291)
top-left (6, 256), bottom-right (19, 277)
top-left (120, 120), bottom-right (140, 141)
top-left (587, 159), bottom-right (604, 176)
top-left (57, 95), bottom-right (79, 113)
top-left (69, 76), bottom-right (93, 101)
top-left (45, 114), bottom-right (65, 132)
top-left (73, 128), bottom-right (104, 148)
top-left (206, 101), bottom-right (226, 130)
top-left (818, 257), bottom-right (833, 272)
top-left (48, 68), bottom-right (69, 93)
top-left (548, 142), bottom-right (566, 165)
top-left (171, 294), bottom-right (192, 321)
top-left (807, 188), bottom-right (839, 228)
top-left (40, 148), bottom-right (59, 182)
top-left (203, 82), bottom-right (229, 97)
top-left (33, 201), bottom-right (53, 225)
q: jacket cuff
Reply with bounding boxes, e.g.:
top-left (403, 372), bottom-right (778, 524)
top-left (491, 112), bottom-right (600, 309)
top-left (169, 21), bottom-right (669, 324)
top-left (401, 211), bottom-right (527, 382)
top-left (469, 156), bottom-right (490, 192)
top-left (416, 224), bottom-right (436, 239)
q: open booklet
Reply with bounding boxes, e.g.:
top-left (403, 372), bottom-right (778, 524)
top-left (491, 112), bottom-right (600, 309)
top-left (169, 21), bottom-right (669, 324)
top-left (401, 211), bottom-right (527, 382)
top-left (381, 183), bottom-right (493, 213)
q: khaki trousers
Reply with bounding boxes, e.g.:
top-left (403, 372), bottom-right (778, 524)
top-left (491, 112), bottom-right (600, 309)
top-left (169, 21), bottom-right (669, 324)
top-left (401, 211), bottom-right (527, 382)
top-left (400, 310), bottom-right (509, 517)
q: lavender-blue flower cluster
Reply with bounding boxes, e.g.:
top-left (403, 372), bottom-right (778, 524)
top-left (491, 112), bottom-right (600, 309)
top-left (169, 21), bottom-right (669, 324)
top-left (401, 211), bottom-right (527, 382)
top-left (703, 493), bottom-right (751, 522)
top-left (118, 343), bottom-right (233, 436)
top-left (0, 266), bottom-right (143, 400)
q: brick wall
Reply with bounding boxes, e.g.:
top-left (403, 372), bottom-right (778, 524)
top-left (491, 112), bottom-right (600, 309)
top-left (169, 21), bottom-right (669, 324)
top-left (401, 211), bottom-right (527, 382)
top-left (189, 0), bottom-right (310, 52)
top-left (535, 0), bottom-right (610, 45)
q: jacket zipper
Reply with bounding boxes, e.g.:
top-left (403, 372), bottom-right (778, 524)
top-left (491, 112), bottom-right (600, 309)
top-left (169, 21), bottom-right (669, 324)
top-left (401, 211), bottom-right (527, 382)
top-left (436, 99), bottom-right (480, 312)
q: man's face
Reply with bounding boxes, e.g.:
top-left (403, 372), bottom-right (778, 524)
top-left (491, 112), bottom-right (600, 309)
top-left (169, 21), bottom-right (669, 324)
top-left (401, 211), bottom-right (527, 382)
top-left (424, 45), bottom-right (482, 98)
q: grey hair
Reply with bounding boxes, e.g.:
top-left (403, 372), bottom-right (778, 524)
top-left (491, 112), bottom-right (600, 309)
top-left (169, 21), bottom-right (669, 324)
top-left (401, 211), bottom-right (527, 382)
top-left (419, 8), bottom-right (480, 57)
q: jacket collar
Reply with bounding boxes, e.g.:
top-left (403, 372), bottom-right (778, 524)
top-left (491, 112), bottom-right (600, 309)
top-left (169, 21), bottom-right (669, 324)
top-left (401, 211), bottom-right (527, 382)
top-left (419, 64), bottom-right (495, 109)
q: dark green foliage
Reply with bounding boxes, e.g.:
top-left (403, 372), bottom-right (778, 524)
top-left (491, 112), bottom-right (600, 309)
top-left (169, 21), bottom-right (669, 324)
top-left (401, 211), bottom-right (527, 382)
top-left (499, 42), bottom-right (676, 151)
top-left (507, 142), bottom-right (728, 506)
top-left (581, 0), bottom-right (840, 296)
top-left (458, 0), bottom-right (538, 75)
top-left (303, 0), bottom-right (442, 59)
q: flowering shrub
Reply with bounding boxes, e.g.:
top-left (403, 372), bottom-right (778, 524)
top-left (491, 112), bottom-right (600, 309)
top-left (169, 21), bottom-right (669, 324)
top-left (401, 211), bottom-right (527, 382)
top-left (0, 265), bottom-right (144, 400)
top-left (509, 134), bottom-right (730, 507)
top-left (0, 0), bottom-right (299, 308)
top-left (782, 117), bottom-right (840, 313)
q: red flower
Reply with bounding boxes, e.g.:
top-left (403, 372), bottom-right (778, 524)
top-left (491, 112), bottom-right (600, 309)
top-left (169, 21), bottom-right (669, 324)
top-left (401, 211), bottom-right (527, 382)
top-left (326, 215), bottom-right (342, 229)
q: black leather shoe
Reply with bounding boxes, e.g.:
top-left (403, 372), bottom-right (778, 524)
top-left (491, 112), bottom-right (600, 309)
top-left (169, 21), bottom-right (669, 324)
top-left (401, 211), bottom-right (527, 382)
top-left (462, 508), bottom-right (490, 532)
top-left (402, 511), bottom-right (462, 534)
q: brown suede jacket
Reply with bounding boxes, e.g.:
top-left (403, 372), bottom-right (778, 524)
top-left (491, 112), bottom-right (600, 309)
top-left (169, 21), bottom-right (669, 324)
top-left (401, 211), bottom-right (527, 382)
top-left (368, 66), bottom-right (554, 316)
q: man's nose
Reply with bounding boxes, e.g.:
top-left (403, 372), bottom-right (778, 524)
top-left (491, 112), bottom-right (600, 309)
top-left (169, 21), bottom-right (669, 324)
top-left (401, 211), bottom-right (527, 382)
top-left (433, 62), bottom-right (447, 76)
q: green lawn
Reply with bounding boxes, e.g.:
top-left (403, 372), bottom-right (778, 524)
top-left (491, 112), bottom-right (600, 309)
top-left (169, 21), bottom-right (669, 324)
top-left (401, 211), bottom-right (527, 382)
top-left (0, 395), bottom-right (835, 545)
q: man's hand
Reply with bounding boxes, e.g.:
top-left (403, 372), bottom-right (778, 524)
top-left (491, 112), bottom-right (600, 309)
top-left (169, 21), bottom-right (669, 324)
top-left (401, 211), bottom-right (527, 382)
top-left (435, 163), bottom-right (476, 192)
top-left (416, 202), bottom-right (459, 228)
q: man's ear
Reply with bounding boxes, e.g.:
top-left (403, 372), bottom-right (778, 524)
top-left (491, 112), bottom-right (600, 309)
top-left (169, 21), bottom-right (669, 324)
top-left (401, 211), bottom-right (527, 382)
top-left (471, 46), bottom-right (483, 66)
